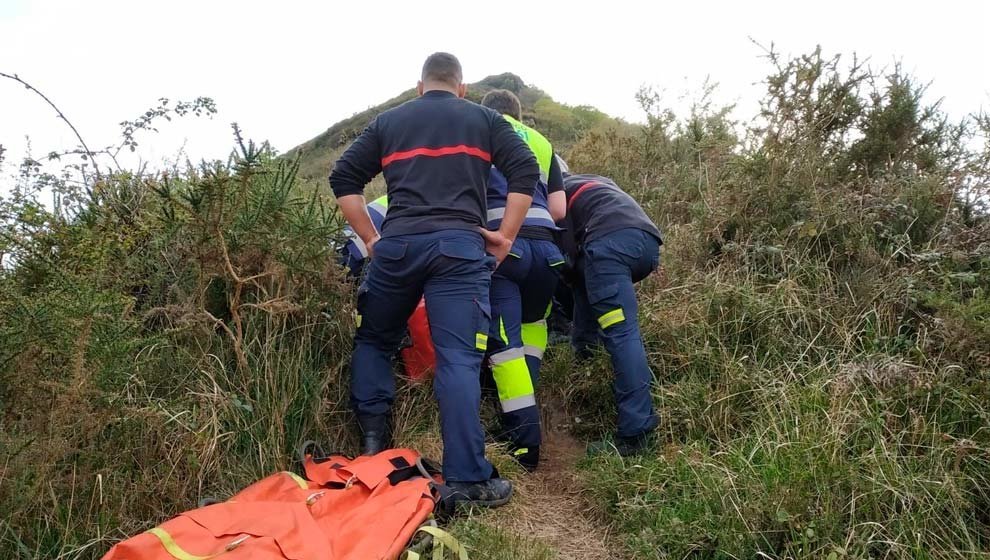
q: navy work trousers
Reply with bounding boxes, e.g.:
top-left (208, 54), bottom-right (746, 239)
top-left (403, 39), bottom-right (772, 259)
top-left (488, 237), bottom-right (565, 448)
top-left (350, 230), bottom-right (495, 482)
top-left (571, 227), bottom-right (660, 438)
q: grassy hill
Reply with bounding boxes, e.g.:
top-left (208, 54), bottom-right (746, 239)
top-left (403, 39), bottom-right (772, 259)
top-left (1, 50), bottom-right (988, 559)
top-left (284, 72), bottom-right (616, 183)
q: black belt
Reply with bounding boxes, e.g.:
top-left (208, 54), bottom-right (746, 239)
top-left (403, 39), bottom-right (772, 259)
top-left (517, 226), bottom-right (556, 241)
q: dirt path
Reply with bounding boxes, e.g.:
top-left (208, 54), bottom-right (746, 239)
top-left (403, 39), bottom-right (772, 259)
top-left (487, 406), bottom-right (619, 559)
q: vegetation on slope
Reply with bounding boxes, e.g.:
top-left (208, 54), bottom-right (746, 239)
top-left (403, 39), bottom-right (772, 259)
top-left (557, 48), bottom-right (990, 558)
top-left (284, 72), bottom-right (614, 183)
top-left (1, 47), bottom-right (988, 559)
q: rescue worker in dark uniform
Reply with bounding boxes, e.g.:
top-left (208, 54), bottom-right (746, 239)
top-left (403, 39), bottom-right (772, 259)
top-left (560, 172), bottom-right (663, 456)
top-left (479, 90), bottom-right (566, 472)
top-left (329, 53), bottom-right (540, 509)
top-left (340, 194), bottom-right (387, 277)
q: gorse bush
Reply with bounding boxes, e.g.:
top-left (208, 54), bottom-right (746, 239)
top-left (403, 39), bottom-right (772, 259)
top-left (0, 126), bottom-right (363, 557)
top-left (555, 47), bottom-right (990, 558)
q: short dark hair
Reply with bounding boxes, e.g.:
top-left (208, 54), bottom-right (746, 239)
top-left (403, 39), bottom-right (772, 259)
top-left (480, 89), bottom-right (522, 121)
top-left (421, 52), bottom-right (462, 87)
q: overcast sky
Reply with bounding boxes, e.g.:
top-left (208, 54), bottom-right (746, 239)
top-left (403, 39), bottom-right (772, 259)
top-left (1, 0), bottom-right (988, 186)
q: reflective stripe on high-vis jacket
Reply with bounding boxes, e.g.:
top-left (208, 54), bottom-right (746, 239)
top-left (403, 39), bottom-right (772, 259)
top-left (367, 195), bottom-right (388, 218)
top-left (490, 347), bottom-right (536, 413)
top-left (486, 206), bottom-right (555, 223)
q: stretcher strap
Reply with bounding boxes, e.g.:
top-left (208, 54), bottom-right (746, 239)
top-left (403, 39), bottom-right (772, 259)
top-left (147, 528), bottom-right (248, 560)
top-left (283, 471), bottom-right (309, 489)
top-left (403, 526), bottom-right (469, 560)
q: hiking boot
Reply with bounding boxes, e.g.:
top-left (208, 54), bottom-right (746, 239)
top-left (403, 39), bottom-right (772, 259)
top-left (588, 431), bottom-right (653, 457)
top-left (510, 445), bottom-right (540, 472)
top-left (361, 431), bottom-right (389, 456)
top-left (491, 428), bottom-right (540, 472)
top-left (356, 414), bottom-right (391, 456)
top-left (442, 478), bottom-right (514, 512)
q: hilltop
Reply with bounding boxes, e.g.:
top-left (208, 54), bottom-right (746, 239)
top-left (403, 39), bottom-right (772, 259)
top-left (284, 72), bottom-right (616, 182)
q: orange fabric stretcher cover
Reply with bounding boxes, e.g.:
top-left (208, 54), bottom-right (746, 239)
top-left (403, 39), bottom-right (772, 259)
top-left (101, 448), bottom-right (438, 560)
top-left (402, 298), bottom-right (435, 382)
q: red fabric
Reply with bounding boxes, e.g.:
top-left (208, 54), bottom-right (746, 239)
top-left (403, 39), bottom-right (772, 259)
top-left (380, 144), bottom-right (491, 167)
top-left (101, 449), bottom-right (437, 560)
top-left (567, 181), bottom-right (605, 211)
top-left (401, 298), bottom-right (435, 382)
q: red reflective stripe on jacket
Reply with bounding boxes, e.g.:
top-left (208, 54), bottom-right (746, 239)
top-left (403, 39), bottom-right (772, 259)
top-left (567, 181), bottom-right (606, 211)
top-left (381, 145), bottom-right (492, 167)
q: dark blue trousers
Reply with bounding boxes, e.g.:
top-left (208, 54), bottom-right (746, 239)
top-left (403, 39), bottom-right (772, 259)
top-left (351, 230), bottom-right (495, 482)
top-left (488, 238), bottom-right (564, 448)
top-left (571, 228), bottom-right (660, 438)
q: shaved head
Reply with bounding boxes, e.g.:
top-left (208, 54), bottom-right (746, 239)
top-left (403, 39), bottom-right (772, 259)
top-left (421, 52), bottom-right (463, 88)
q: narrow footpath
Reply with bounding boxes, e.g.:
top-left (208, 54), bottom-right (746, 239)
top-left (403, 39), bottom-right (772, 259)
top-left (485, 406), bottom-right (619, 560)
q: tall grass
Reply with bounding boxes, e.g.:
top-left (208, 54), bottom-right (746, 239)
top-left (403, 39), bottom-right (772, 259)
top-left (550, 47), bottom-right (990, 558)
top-left (0, 136), bottom-right (364, 558)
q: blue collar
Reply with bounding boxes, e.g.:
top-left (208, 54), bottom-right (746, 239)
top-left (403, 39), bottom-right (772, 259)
top-left (421, 90), bottom-right (456, 99)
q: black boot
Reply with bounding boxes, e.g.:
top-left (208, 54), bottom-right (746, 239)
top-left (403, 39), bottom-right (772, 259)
top-left (510, 445), bottom-right (540, 472)
top-left (588, 431), bottom-right (654, 457)
top-left (356, 414), bottom-right (391, 456)
top-left (437, 477), bottom-right (513, 517)
top-left (492, 423), bottom-right (540, 472)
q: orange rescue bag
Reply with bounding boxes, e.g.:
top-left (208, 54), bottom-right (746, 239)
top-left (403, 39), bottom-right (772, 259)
top-left (401, 298), bottom-right (435, 382)
top-left (101, 448), bottom-right (444, 560)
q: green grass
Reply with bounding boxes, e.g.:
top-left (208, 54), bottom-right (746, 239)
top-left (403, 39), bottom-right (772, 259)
top-left (569, 362), bottom-right (990, 558)
top-left (447, 518), bottom-right (555, 560)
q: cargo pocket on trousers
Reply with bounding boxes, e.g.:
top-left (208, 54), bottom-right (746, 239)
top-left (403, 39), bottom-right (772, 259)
top-left (473, 298), bottom-right (492, 352)
top-left (507, 240), bottom-right (526, 262)
top-left (547, 246), bottom-right (566, 275)
top-left (439, 237), bottom-right (495, 272)
top-left (587, 282), bottom-right (625, 330)
top-left (438, 239), bottom-right (485, 261)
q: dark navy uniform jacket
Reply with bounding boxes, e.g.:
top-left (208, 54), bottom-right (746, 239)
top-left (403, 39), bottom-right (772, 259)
top-left (329, 90), bottom-right (540, 237)
top-left (559, 173), bottom-right (663, 261)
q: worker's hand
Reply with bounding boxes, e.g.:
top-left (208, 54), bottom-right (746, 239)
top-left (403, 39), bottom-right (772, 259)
top-left (364, 234), bottom-right (381, 259)
top-left (480, 228), bottom-right (513, 266)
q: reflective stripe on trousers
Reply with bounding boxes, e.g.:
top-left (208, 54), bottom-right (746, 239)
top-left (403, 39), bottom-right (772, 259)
top-left (521, 319), bottom-right (547, 360)
top-left (490, 347), bottom-right (536, 413)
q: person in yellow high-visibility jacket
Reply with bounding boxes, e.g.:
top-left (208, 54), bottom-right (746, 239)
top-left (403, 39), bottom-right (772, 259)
top-left (481, 89), bottom-right (567, 471)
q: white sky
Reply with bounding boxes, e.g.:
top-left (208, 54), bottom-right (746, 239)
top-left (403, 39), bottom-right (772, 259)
top-left (1, 0), bottom-right (988, 187)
